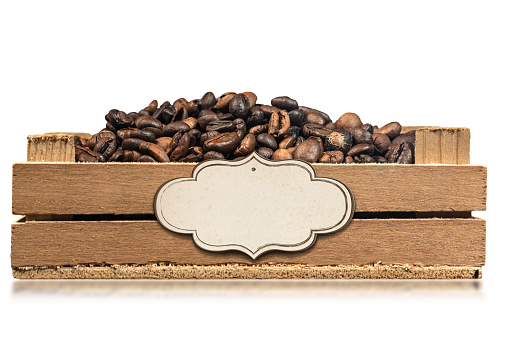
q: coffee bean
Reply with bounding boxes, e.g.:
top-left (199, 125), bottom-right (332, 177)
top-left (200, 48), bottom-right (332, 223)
top-left (234, 133), bottom-right (256, 157)
top-left (344, 155), bottom-right (354, 164)
top-left (203, 132), bottom-right (241, 154)
top-left (121, 129), bottom-right (156, 143)
top-left (272, 149), bottom-right (293, 160)
top-left (138, 155), bottom-right (157, 163)
top-left (197, 112), bottom-right (220, 129)
top-left (121, 138), bottom-right (145, 151)
top-left (268, 110), bottom-right (291, 138)
top-left (94, 135), bottom-right (117, 159)
top-left (304, 112), bottom-right (327, 126)
top-left (392, 131), bottom-right (415, 145)
top-left (242, 92), bottom-right (257, 108)
top-left (182, 117), bottom-right (198, 130)
top-left (354, 154), bottom-right (376, 163)
top-left (351, 127), bottom-right (373, 144)
top-left (293, 138), bottom-right (322, 163)
top-left (188, 129), bottom-right (202, 147)
top-left (271, 96), bottom-right (298, 111)
top-left (169, 132), bottom-right (191, 162)
top-left (257, 133), bottom-right (278, 151)
top-left (324, 129), bottom-right (353, 153)
top-left (163, 121), bottom-right (191, 137)
top-left (229, 93), bottom-right (251, 120)
top-left (135, 115), bottom-right (163, 130)
top-left (108, 149), bottom-right (124, 162)
top-left (302, 123), bottom-right (333, 139)
top-left (335, 113), bottom-right (363, 131)
top-left (299, 106), bottom-right (332, 124)
top-left (288, 108), bottom-right (305, 127)
top-left (152, 101), bottom-right (175, 124)
top-left (156, 137), bottom-right (173, 153)
top-left (287, 126), bottom-right (301, 140)
top-left (278, 135), bottom-right (295, 149)
top-left (386, 142), bottom-right (414, 164)
top-left (203, 151), bottom-right (225, 160)
top-left (214, 92), bottom-right (236, 112)
top-left (373, 155), bottom-right (387, 163)
top-left (201, 92), bottom-right (217, 110)
top-left (372, 133), bottom-right (391, 155)
top-left (347, 143), bottom-right (375, 157)
top-left (106, 109), bottom-right (133, 129)
top-left (206, 120), bottom-right (236, 133)
top-left (376, 122), bottom-right (402, 139)
top-left (123, 150), bottom-right (141, 162)
top-left (256, 147), bottom-right (274, 160)
top-left (246, 106), bottom-right (265, 128)
top-left (248, 124), bottom-right (268, 136)
top-left (139, 142), bottom-right (170, 162)
top-left (185, 99), bottom-right (201, 116)
top-left (143, 127), bottom-right (164, 139)
top-left (75, 146), bottom-right (105, 162)
top-left (319, 150), bottom-right (344, 164)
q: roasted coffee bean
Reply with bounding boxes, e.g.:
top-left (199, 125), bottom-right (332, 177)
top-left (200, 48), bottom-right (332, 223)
top-left (94, 136), bottom-right (117, 159)
top-left (180, 152), bottom-right (204, 163)
top-left (299, 106), bottom-right (332, 124)
top-left (260, 105), bottom-right (280, 117)
top-left (354, 154), bottom-right (376, 163)
top-left (347, 143), bottom-right (375, 157)
top-left (234, 118), bottom-right (247, 139)
top-left (105, 121), bottom-right (117, 133)
top-left (272, 149), bottom-right (293, 160)
top-left (152, 101), bottom-right (175, 124)
top-left (229, 93), bottom-right (250, 120)
top-left (121, 129), bottom-right (156, 143)
top-left (268, 110), bottom-right (291, 138)
top-left (143, 127), bottom-right (163, 139)
top-left (197, 111), bottom-right (219, 129)
top-left (108, 149), bottom-right (124, 162)
top-left (302, 123), bottom-right (333, 139)
top-left (293, 138), bottom-right (322, 163)
top-left (74, 137), bottom-right (83, 146)
top-left (87, 130), bottom-right (116, 149)
top-left (203, 151), bottom-right (225, 160)
top-left (182, 117), bottom-right (198, 130)
top-left (122, 138), bottom-right (145, 151)
top-left (156, 137), bottom-right (173, 153)
top-left (324, 129), bottom-right (353, 153)
top-left (216, 112), bottom-right (234, 120)
top-left (294, 136), bottom-right (305, 148)
top-left (376, 122), bottom-right (402, 139)
top-left (271, 96), bottom-right (298, 111)
top-left (234, 133), bottom-right (256, 157)
top-left (243, 92), bottom-right (257, 108)
top-left (325, 122), bottom-right (337, 130)
top-left (203, 132), bottom-right (241, 154)
top-left (116, 128), bottom-right (134, 143)
top-left (201, 92), bottom-right (217, 110)
top-left (105, 109), bottom-right (133, 129)
top-left (386, 142), bottom-right (414, 164)
top-left (248, 124), bottom-right (268, 135)
top-left (139, 142), bottom-right (170, 162)
top-left (138, 155), bottom-right (157, 163)
top-left (185, 99), bottom-right (201, 116)
top-left (206, 120), bottom-right (235, 133)
top-left (188, 129), bottom-right (202, 147)
top-left (246, 106), bottom-right (265, 128)
top-left (335, 112), bottom-right (363, 131)
top-left (373, 155), bottom-right (388, 163)
top-left (309, 136), bottom-right (324, 155)
top-left (163, 121), bottom-right (191, 137)
top-left (344, 155), bottom-right (354, 164)
top-left (319, 150), bottom-right (344, 164)
top-left (123, 150), bottom-right (141, 162)
top-left (304, 112), bottom-right (327, 126)
top-left (75, 146), bottom-right (105, 162)
top-left (214, 92), bottom-right (236, 112)
top-left (256, 147), bottom-right (274, 160)
top-left (287, 126), bottom-right (301, 140)
top-left (169, 132), bottom-right (191, 162)
top-left (361, 123), bottom-right (374, 133)
top-left (135, 115), bottom-right (163, 130)
top-left (372, 133), bottom-right (391, 154)
top-left (279, 135), bottom-right (295, 149)
top-left (288, 109), bottom-right (305, 127)
top-left (143, 100), bottom-right (158, 114)
top-left (171, 106), bottom-right (189, 122)
top-left (286, 146), bottom-right (296, 156)
top-left (391, 131), bottom-right (415, 145)
top-left (351, 127), bottom-right (373, 144)
top-left (257, 133), bottom-right (278, 151)
top-left (200, 130), bottom-right (220, 145)
top-left (173, 98), bottom-right (188, 113)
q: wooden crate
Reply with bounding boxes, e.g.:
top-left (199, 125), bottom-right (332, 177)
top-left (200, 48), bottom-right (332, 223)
top-left (11, 127), bottom-right (486, 279)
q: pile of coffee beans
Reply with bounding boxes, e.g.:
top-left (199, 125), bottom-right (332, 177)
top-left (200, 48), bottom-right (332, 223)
top-left (75, 92), bottom-right (415, 164)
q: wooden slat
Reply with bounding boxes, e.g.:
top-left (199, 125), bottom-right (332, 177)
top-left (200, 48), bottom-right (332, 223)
top-left (11, 218), bottom-right (486, 267)
top-left (27, 134), bottom-right (75, 162)
top-left (415, 128), bottom-right (470, 164)
top-left (12, 163), bottom-right (487, 215)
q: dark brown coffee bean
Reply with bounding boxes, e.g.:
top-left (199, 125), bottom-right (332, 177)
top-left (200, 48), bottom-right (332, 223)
top-left (257, 133), bottom-right (278, 151)
top-left (143, 100), bottom-right (158, 114)
top-left (75, 146), bottom-right (104, 162)
top-left (271, 96), bottom-right (298, 111)
top-left (216, 112), bottom-right (234, 120)
top-left (302, 123), bottom-right (333, 139)
top-left (344, 155), bottom-right (354, 164)
top-left (171, 106), bottom-right (189, 122)
top-left (123, 150), bottom-right (141, 162)
top-left (121, 129), bottom-right (156, 143)
top-left (203, 132), bottom-right (241, 154)
top-left (319, 150), bottom-right (344, 164)
top-left (372, 133), bottom-right (391, 154)
top-left (173, 98), bottom-right (188, 113)
top-left (105, 109), bottom-right (133, 129)
top-left (288, 109), bottom-right (305, 127)
top-left (246, 106), bottom-right (265, 128)
top-left (105, 121), bottom-right (117, 133)
top-left (108, 149), bottom-right (124, 162)
top-left (169, 132), bottom-right (191, 162)
top-left (391, 131), bottom-right (415, 145)
top-left (229, 93), bottom-right (250, 120)
top-left (376, 122), bottom-right (402, 139)
top-left (122, 138), bottom-right (145, 151)
top-left (143, 127), bottom-right (164, 139)
top-left (197, 111), bottom-right (219, 129)
top-left (293, 138), bottom-right (322, 163)
top-left (234, 118), bottom-right (247, 139)
top-left (335, 113), bottom-right (363, 131)
top-left (152, 101), bottom-right (175, 124)
top-left (294, 136), bottom-right (305, 148)
top-left (325, 122), bottom-right (337, 130)
top-left (234, 133), bottom-right (256, 157)
top-left (304, 112), bottom-right (327, 126)
top-left (200, 130), bottom-right (220, 145)
top-left (286, 146), bottom-right (296, 156)
top-left (94, 136), bottom-right (117, 159)
top-left (206, 120), bottom-right (235, 133)
top-left (138, 155), bottom-right (157, 163)
top-left (287, 126), bottom-right (301, 140)
top-left (116, 128), bottom-right (136, 143)
top-left (347, 143), bottom-right (375, 157)
top-left (135, 115), bottom-right (163, 130)
top-left (203, 151), bottom-right (225, 160)
top-left (324, 129), bottom-right (353, 153)
top-left (354, 154), bottom-right (376, 163)
top-left (248, 124), bottom-right (268, 135)
top-left (309, 136), bottom-right (325, 155)
top-left (188, 129), bottom-right (202, 147)
top-left (185, 99), bottom-right (201, 116)
top-left (180, 153), bottom-right (204, 163)
top-left (156, 137), bottom-right (173, 153)
top-left (139, 142), bottom-right (170, 162)
top-left (272, 149), bottom-right (293, 160)
top-left (260, 105), bottom-right (280, 117)
top-left (256, 147), bottom-right (274, 160)
top-left (386, 142), bottom-right (414, 164)
top-left (299, 106), bottom-right (332, 124)
top-left (268, 110), bottom-right (291, 138)
top-left (214, 92), bottom-right (236, 112)
top-left (361, 123), bottom-right (374, 133)
top-left (163, 121), bottom-right (191, 137)
top-left (351, 127), bottom-right (373, 144)
top-left (373, 155), bottom-right (388, 163)
top-left (87, 130), bottom-right (116, 149)
top-left (279, 135), bottom-right (295, 149)
top-left (243, 92), bottom-right (257, 108)
top-left (201, 92), bottom-right (217, 110)
top-left (182, 117), bottom-right (198, 130)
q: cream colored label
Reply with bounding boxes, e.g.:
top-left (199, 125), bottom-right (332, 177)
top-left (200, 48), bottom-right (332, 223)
top-left (154, 153), bottom-right (354, 259)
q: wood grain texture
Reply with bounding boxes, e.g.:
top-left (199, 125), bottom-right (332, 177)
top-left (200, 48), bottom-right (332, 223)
top-left (27, 134), bottom-right (76, 162)
top-left (415, 128), bottom-right (470, 164)
top-left (11, 218), bottom-right (486, 267)
top-left (12, 162), bottom-right (487, 215)
top-left (12, 264), bottom-right (482, 280)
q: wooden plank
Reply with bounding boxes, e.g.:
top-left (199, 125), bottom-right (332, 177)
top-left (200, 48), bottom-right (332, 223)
top-left (11, 218), bottom-right (486, 267)
top-left (415, 128), bottom-right (470, 164)
top-left (12, 163), bottom-right (487, 215)
top-left (27, 134), bottom-right (76, 162)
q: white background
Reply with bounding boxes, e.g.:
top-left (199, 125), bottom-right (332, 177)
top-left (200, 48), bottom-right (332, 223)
top-left (1, 1), bottom-right (506, 338)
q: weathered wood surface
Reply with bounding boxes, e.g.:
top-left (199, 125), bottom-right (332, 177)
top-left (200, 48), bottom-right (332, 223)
top-left (11, 218), bottom-right (486, 267)
top-left (415, 128), bottom-right (470, 165)
top-left (12, 163), bottom-right (487, 215)
top-left (27, 134), bottom-right (76, 162)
